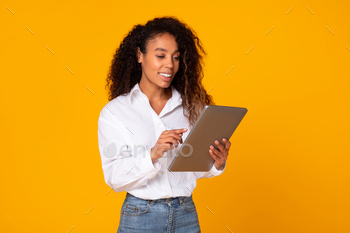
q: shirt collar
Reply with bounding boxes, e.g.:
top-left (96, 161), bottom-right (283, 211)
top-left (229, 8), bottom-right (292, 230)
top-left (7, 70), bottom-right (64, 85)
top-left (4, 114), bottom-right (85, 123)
top-left (128, 82), bottom-right (182, 108)
top-left (128, 82), bottom-right (141, 104)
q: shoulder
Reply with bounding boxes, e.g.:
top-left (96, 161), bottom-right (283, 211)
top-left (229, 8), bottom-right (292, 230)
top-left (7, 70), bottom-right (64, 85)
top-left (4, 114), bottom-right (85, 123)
top-left (99, 94), bottom-right (130, 120)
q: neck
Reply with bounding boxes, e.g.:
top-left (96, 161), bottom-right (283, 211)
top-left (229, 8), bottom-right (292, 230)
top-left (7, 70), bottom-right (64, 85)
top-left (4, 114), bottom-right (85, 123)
top-left (139, 77), bottom-right (172, 102)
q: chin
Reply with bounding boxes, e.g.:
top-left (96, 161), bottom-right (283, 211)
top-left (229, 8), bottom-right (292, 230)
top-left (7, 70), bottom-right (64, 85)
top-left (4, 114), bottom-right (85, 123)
top-left (160, 81), bottom-right (172, 87)
top-left (161, 83), bottom-right (171, 89)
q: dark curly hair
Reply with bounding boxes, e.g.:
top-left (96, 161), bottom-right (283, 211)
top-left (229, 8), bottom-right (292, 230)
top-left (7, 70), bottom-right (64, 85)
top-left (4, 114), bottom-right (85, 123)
top-left (105, 16), bottom-right (215, 127)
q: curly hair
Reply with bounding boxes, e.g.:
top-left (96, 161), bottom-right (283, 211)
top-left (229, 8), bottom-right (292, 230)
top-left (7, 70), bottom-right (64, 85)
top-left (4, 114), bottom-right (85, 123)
top-left (105, 16), bottom-right (215, 127)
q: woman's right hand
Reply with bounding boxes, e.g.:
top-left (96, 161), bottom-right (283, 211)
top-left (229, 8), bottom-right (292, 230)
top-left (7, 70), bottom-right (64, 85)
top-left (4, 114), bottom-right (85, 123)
top-left (150, 128), bottom-right (188, 163)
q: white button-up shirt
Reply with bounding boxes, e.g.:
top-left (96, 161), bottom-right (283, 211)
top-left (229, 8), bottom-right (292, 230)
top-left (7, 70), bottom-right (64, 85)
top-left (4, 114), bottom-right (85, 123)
top-left (97, 83), bottom-right (226, 200)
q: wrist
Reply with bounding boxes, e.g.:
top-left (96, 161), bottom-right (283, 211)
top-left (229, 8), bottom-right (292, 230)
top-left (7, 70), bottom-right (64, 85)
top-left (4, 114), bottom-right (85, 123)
top-left (215, 162), bottom-right (226, 170)
top-left (150, 148), bottom-right (156, 163)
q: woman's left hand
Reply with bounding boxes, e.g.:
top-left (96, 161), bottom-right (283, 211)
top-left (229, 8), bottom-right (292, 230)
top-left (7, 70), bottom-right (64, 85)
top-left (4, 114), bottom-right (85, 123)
top-left (209, 137), bottom-right (231, 170)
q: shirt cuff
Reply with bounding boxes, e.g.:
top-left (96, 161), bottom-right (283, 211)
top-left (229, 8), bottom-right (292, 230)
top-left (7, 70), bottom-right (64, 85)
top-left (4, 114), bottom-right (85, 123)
top-left (210, 161), bottom-right (226, 176)
top-left (140, 148), bottom-right (161, 180)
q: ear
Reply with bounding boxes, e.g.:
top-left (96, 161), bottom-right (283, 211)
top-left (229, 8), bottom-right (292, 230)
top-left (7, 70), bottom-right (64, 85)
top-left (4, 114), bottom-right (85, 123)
top-left (137, 47), bottom-right (142, 63)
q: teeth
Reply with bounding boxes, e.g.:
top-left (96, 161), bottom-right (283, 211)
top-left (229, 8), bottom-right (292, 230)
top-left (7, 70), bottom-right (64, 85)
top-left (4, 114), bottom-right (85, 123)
top-left (159, 73), bottom-right (172, 77)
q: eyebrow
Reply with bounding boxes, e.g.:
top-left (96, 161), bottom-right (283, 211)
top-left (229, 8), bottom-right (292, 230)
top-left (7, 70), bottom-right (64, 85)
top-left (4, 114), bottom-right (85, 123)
top-left (154, 47), bottom-right (180, 53)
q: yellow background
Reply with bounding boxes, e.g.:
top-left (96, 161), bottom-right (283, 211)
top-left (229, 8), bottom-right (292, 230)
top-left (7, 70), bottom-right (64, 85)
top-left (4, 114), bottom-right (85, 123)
top-left (1, 0), bottom-right (349, 232)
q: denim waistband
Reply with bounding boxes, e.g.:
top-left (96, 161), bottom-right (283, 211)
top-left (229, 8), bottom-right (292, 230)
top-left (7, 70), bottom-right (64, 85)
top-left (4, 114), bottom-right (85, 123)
top-left (126, 192), bottom-right (192, 206)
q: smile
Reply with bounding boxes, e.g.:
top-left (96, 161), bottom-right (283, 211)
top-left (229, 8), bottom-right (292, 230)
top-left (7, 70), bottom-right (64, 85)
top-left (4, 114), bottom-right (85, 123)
top-left (159, 72), bottom-right (172, 77)
top-left (159, 73), bottom-right (172, 81)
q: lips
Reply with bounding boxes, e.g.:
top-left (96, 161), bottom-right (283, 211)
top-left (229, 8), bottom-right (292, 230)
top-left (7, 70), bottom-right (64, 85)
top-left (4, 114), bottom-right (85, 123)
top-left (159, 73), bottom-right (172, 81)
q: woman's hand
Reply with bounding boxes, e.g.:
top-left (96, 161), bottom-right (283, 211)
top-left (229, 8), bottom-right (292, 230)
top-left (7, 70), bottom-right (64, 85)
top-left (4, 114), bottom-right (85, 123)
top-left (151, 128), bottom-right (188, 163)
top-left (209, 137), bottom-right (231, 170)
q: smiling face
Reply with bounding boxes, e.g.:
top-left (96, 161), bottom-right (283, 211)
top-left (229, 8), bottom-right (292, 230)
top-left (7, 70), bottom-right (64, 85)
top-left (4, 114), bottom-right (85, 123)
top-left (137, 32), bottom-right (180, 90)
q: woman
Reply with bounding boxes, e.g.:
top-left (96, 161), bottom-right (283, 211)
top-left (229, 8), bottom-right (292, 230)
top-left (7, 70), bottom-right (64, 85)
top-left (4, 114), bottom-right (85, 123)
top-left (97, 16), bottom-right (231, 233)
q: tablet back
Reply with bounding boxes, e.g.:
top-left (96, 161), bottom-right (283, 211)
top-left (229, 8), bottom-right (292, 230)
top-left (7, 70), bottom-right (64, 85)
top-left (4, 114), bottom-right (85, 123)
top-left (168, 105), bottom-right (247, 172)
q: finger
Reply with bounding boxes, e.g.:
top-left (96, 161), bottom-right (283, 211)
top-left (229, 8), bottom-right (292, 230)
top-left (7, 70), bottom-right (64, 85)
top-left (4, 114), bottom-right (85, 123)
top-left (222, 137), bottom-right (231, 150)
top-left (176, 132), bottom-right (184, 144)
top-left (161, 141), bottom-right (177, 151)
top-left (172, 139), bottom-right (179, 148)
top-left (211, 148), bottom-right (227, 163)
top-left (209, 144), bottom-right (220, 156)
top-left (214, 140), bottom-right (228, 156)
top-left (210, 144), bottom-right (225, 161)
top-left (171, 132), bottom-right (183, 142)
top-left (164, 134), bottom-right (183, 145)
top-left (160, 140), bottom-right (178, 151)
top-left (209, 149), bottom-right (220, 161)
top-left (170, 131), bottom-right (185, 141)
top-left (163, 130), bottom-right (186, 144)
top-left (164, 128), bottom-right (188, 135)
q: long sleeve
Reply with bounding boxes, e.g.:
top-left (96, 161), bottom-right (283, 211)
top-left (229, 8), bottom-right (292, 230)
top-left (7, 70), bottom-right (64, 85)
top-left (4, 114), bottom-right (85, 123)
top-left (97, 107), bottom-right (161, 193)
top-left (194, 161), bottom-right (226, 179)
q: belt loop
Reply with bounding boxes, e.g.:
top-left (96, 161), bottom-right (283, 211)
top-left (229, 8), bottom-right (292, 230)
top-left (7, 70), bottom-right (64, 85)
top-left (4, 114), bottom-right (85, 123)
top-left (179, 196), bottom-right (184, 205)
top-left (148, 200), bottom-right (156, 207)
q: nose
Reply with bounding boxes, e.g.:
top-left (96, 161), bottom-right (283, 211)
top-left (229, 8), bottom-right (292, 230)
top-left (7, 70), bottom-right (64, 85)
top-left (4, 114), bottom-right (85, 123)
top-left (164, 56), bottom-right (174, 68)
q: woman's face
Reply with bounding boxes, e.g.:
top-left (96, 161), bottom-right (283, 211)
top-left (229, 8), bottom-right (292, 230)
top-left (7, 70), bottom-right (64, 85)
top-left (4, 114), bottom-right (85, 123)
top-left (137, 32), bottom-right (180, 89)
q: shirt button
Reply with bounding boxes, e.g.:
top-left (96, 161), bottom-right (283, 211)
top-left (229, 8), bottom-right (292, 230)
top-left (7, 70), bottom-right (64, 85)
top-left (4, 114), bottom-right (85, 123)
top-left (161, 171), bottom-right (164, 175)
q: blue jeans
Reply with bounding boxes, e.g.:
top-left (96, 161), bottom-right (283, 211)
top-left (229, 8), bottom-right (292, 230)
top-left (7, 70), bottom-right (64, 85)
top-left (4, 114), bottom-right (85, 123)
top-left (117, 192), bottom-right (201, 233)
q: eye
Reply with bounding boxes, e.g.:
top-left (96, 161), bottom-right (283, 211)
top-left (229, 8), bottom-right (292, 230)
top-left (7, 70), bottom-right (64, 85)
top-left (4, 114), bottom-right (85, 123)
top-left (156, 55), bottom-right (180, 60)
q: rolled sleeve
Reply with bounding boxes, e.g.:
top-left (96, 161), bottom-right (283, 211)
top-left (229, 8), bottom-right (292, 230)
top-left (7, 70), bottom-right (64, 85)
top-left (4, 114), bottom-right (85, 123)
top-left (210, 161), bottom-right (226, 176)
top-left (194, 161), bottom-right (226, 179)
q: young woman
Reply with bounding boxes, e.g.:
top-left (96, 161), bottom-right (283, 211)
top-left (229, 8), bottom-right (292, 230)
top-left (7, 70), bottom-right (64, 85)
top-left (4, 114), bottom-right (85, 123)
top-left (98, 16), bottom-right (231, 233)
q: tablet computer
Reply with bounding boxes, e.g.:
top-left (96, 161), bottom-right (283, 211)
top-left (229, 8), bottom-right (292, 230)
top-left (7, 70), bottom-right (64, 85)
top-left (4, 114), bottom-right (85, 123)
top-left (168, 105), bottom-right (247, 172)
